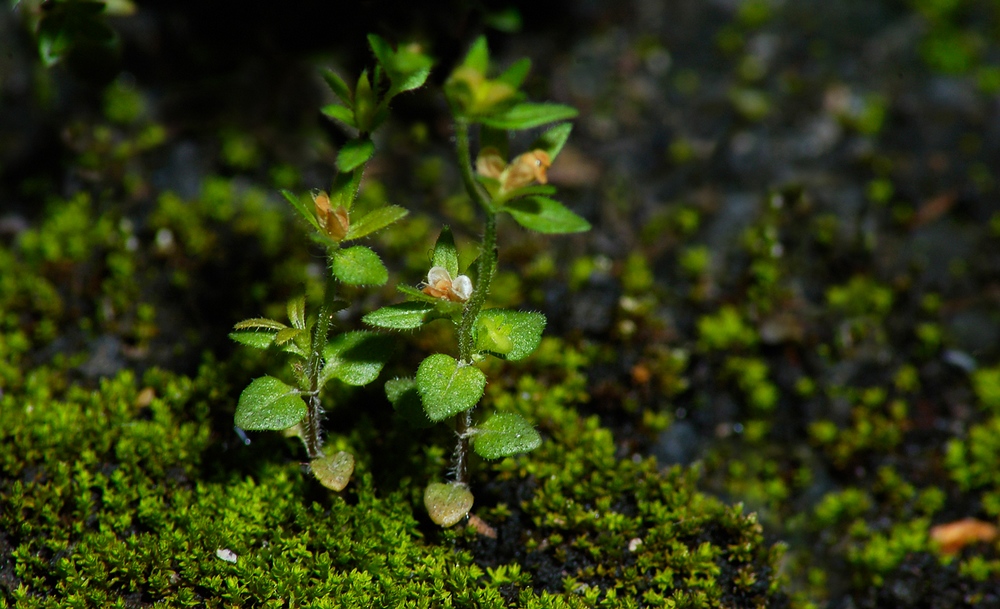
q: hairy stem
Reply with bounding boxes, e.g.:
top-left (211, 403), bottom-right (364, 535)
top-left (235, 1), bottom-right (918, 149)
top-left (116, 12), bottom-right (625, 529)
top-left (302, 248), bottom-right (340, 459)
top-left (452, 120), bottom-right (499, 486)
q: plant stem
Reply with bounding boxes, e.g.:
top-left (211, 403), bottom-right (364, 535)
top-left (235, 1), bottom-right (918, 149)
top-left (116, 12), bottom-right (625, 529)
top-left (452, 119), bottom-right (499, 485)
top-left (302, 248), bottom-right (340, 459)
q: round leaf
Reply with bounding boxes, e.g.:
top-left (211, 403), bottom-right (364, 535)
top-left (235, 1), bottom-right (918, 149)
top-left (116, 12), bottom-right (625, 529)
top-left (311, 451), bottom-right (355, 492)
top-left (385, 377), bottom-right (433, 428)
top-left (475, 309), bottom-right (546, 361)
top-left (471, 412), bottom-right (542, 459)
top-left (424, 482), bottom-right (474, 527)
top-left (416, 354), bottom-right (486, 421)
top-left (320, 331), bottom-right (394, 386)
top-left (331, 246), bottom-right (388, 286)
top-left (234, 376), bottom-right (306, 431)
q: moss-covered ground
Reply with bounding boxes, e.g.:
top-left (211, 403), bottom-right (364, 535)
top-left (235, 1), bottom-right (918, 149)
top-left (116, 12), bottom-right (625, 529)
top-left (3, 0), bottom-right (1000, 607)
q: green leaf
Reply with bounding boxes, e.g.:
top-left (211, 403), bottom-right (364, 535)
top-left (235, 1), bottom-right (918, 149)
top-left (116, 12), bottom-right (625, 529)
top-left (530, 123), bottom-right (573, 162)
top-left (397, 284), bottom-right (442, 304)
top-left (354, 70), bottom-right (376, 132)
top-left (461, 36), bottom-right (490, 73)
top-left (233, 317), bottom-right (288, 332)
top-left (368, 34), bottom-right (433, 96)
top-left (495, 184), bottom-right (556, 205)
top-left (331, 245), bottom-right (388, 286)
top-left (287, 296), bottom-right (306, 330)
top-left (322, 68), bottom-right (353, 106)
top-left (234, 376), bottom-right (306, 430)
top-left (480, 102), bottom-right (578, 130)
top-left (385, 377), bottom-right (433, 428)
top-left (496, 58), bottom-right (531, 89)
top-left (345, 205), bottom-right (408, 241)
top-left (274, 327), bottom-right (303, 345)
top-left (431, 226), bottom-right (459, 278)
top-left (320, 331), bottom-right (394, 386)
top-left (424, 482), bottom-right (474, 527)
top-left (416, 354), bottom-right (486, 421)
top-left (311, 451), bottom-right (355, 491)
top-left (336, 138), bottom-right (375, 173)
top-left (281, 190), bottom-right (321, 231)
top-left (475, 309), bottom-right (546, 360)
top-left (321, 103), bottom-right (357, 129)
top-left (363, 302), bottom-right (436, 329)
top-left (471, 412), bottom-right (542, 459)
top-left (504, 196), bottom-right (591, 234)
top-left (229, 330), bottom-right (276, 350)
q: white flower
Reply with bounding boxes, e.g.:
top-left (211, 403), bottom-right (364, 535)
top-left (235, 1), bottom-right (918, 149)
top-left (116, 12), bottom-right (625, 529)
top-left (422, 266), bottom-right (473, 302)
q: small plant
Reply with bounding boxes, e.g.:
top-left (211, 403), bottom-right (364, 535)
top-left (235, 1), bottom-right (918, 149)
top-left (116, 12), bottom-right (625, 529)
top-left (363, 37), bottom-right (588, 525)
top-left (228, 35), bottom-right (432, 491)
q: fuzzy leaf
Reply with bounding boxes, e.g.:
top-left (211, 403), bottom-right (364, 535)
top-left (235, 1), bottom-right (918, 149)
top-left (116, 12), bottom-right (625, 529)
top-left (281, 190), bottom-right (321, 231)
top-left (287, 296), bottom-right (306, 330)
top-left (322, 68), bottom-right (353, 106)
top-left (346, 205), bottom-right (408, 241)
top-left (233, 317), bottom-right (288, 332)
top-left (416, 354), bottom-right (486, 421)
top-left (385, 377), bottom-right (434, 428)
top-left (234, 376), bottom-right (306, 431)
top-left (530, 123), bottom-right (573, 162)
top-left (475, 309), bottom-right (546, 361)
top-left (471, 412), bottom-right (542, 459)
top-left (311, 451), bottom-right (355, 491)
top-left (229, 330), bottom-right (276, 350)
top-left (337, 138), bottom-right (375, 173)
top-left (504, 196), bottom-right (590, 234)
top-left (480, 103), bottom-right (578, 130)
top-left (363, 302), bottom-right (436, 329)
top-left (274, 327), bottom-right (303, 346)
top-left (331, 245), bottom-right (388, 286)
top-left (320, 331), bottom-right (394, 386)
top-left (321, 103), bottom-right (357, 129)
top-left (397, 284), bottom-right (443, 304)
top-left (431, 226), bottom-right (460, 278)
top-left (424, 482), bottom-right (474, 527)
top-left (368, 34), bottom-right (433, 95)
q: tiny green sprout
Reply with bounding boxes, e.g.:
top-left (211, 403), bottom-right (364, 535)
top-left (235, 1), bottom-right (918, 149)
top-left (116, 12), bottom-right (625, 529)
top-left (229, 36), bottom-right (430, 489)
top-left (366, 36), bottom-right (587, 526)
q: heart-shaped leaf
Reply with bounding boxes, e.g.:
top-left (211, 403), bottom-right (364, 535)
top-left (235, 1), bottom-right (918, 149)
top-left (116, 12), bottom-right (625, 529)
top-left (504, 196), bottom-right (590, 234)
top-left (424, 482), bottom-right (474, 527)
top-left (471, 412), bottom-right (542, 459)
top-left (234, 376), bottom-right (306, 430)
top-left (475, 309), bottom-right (546, 361)
top-left (331, 245), bottom-right (388, 286)
top-left (311, 451), bottom-right (355, 491)
top-left (416, 354), bottom-right (486, 421)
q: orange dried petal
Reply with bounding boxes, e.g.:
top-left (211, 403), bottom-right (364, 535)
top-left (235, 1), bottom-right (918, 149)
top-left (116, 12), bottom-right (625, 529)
top-left (930, 518), bottom-right (999, 555)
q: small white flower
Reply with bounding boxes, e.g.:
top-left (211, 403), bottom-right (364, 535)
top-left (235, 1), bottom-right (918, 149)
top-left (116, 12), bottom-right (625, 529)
top-left (215, 548), bottom-right (238, 563)
top-left (422, 266), bottom-right (473, 302)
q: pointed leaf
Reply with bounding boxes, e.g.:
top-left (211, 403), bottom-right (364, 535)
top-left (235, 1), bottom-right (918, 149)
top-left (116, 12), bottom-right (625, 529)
top-left (354, 70), bottom-right (376, 132)
top-left (287, 296), bottom-right (306, 330)
top-left (331, 245), bottom-right (388, 286)
top-left (461, 36), bottom-right (490, 73)
top-left (368, 34), bottom-right (432, 95)
top-left (416, 354), bottom-right (486, 421)
top-left (471, 412), bottom-right (542, 459)
top-left (233, 317), bottom-right (288, 332)
top-left (504, 196), bottom-right (591, 234)
top-left (496, 58), bottom-right (531, 89)
top-left (281, 190), bottom-right (321, 231)
top-left (530, 123), bottom-right (573, 162)
top-left (363, 302), bottom-right (436, 329)
top-left (385, 377), bottom-right (434, 428)
top-left (235, 376), bottom-right (306, 430)
top-left (480, 102), bottom-right (578, 130)
top-left (311, 451), bottom-right (355, 491)
top-left (431, 226), bottom-right (459, 278)
top-left (475, 309), bottom-right (546, 360)
top-left (337, 138), bottom-right (375, 172)
top-left (425, 482), bottom-right (474, 527)
top-left (321, 103), bottom-right (357, 129)
top-left (397, 284), bottom-right (443, 304)
top-left (345, 205), bottom-right (409, 241)
top-left (229, 330), bottom-right (277, 350)
top-left (320, 331), bottom-right (394, 386)
top-left (322, 68), bottom-right (353, 106)
top-left (274, 327), bottom-right (303, 346)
